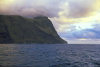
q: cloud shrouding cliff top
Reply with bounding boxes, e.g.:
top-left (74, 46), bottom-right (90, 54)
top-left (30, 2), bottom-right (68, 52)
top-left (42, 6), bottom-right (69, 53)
top-left (0, 0), bottom-right (99, 17)
top-left (0, 0), bottom-right (100, 44)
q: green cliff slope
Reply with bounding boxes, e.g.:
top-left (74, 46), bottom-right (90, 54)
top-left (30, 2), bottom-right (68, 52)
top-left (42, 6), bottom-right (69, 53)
top-left (0, 15), bottom-right (67, 44)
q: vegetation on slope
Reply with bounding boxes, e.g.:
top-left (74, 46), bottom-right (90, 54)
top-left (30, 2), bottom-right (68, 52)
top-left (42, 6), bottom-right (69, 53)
top-left (0, 15), bottom-right (67, 44)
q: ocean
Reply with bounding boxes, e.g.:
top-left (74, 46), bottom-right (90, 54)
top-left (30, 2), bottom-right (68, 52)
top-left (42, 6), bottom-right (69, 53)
top-left (0, 44), bottom-right (100, 67)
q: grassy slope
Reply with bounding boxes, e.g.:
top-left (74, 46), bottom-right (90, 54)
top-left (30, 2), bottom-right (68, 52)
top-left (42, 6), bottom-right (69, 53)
top-left (0, 15), bottom-right (67, 44)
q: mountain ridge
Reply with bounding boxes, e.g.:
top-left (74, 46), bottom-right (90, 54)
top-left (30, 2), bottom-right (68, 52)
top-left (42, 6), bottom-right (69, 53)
top-left (0, 15), bottom-right (67, 44)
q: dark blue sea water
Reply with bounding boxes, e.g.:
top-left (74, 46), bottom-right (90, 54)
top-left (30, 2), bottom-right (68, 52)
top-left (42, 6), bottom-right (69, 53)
top-left (0, 44), bottom-right (100, 67)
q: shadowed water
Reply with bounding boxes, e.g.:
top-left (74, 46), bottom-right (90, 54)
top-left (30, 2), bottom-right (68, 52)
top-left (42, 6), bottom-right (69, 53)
top-left (0, 44), bottom-right (100, 67)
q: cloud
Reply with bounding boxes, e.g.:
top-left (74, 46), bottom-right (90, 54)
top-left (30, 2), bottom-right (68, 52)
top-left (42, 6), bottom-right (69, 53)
top-left (66, 39), bottom-right (100, 44)
top-left (0, 0), bottom-right (100, 43)
top-left (0, 0), bottom-right (99, 18)
top-left (0, 0), bottom-right (62, 17)
top-left (59, 23), bottom-right (100, 39)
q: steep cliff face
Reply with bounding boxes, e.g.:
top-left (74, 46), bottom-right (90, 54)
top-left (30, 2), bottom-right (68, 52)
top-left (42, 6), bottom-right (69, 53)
top-left (0, 15), bottom-right (67, 44)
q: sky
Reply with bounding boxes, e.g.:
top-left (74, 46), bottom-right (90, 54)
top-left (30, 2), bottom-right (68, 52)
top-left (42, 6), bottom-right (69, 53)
top-left (0, 0), bottom-right (100, 44)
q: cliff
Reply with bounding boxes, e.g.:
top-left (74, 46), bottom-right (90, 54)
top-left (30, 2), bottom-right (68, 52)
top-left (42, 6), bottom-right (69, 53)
top-left (0, 15), bottom-right (67, 44)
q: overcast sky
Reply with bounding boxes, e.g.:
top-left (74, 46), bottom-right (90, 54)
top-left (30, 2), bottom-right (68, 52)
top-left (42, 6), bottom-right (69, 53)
top-left (0, 0), bottom-right (100, 44)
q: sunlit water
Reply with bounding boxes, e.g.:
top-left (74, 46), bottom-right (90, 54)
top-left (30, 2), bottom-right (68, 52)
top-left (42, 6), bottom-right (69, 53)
top-left (0, 44), bottom-right (100, 67)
